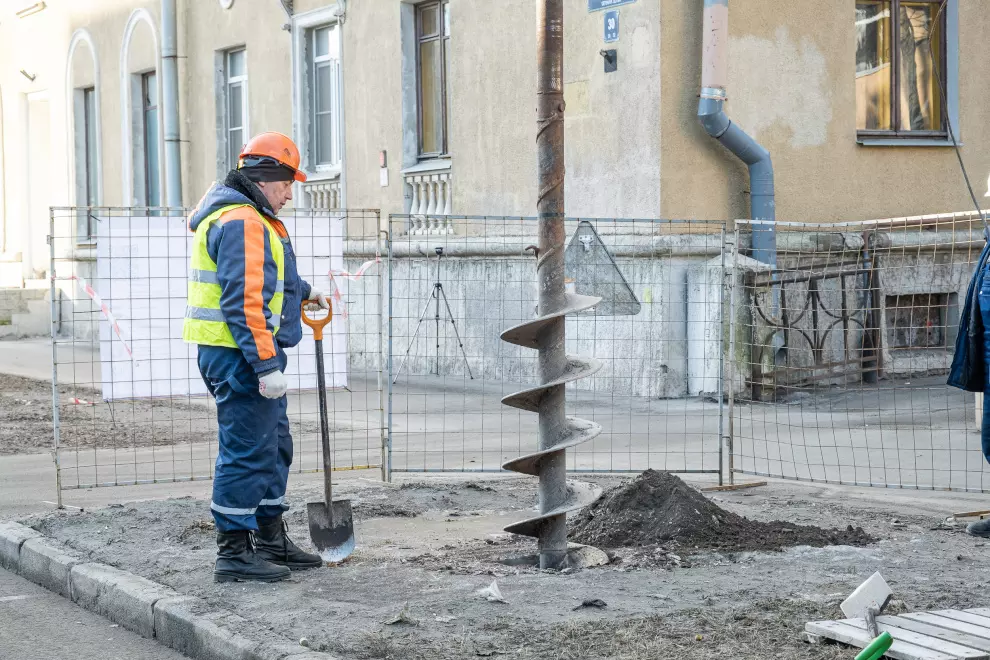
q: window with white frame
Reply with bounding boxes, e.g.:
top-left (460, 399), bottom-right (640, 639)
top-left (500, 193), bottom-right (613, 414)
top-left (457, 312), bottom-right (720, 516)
top-left (416, 0), bottom-right (449, 159)
top-left (74, 86), bottom-right (99, 240)
top-left (224, 48), bottom-right (248, 170)
top-left (140, 70), bottom-right (160, 206)
top-left (310, 24), bottom-right (340, 169)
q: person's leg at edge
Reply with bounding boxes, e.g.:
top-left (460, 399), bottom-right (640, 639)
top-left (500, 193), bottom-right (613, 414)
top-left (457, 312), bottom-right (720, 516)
top-left (202, 348), bottom-right (291, 581)
top-left (969, 266), bottom-right (990, 537)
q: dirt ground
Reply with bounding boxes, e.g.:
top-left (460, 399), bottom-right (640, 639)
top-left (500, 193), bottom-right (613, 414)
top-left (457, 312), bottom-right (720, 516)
top-left (0, 374), bottom-right (217, 455)
top-left (20, 473), bottom-right (990, 660)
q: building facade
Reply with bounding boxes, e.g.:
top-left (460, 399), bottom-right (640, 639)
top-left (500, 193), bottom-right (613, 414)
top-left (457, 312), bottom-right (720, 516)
top-left (0, 0), bottom-right (985, 398)
top-left (0, 0), bottom-right (987, 286)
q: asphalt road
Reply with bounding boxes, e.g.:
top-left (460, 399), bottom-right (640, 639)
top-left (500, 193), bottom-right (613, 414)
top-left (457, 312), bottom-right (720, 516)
top-left (0, 566), bottom-right (186, 660)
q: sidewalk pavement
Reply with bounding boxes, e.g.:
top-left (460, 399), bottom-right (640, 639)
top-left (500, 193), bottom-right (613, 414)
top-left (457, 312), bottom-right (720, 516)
top-left (0, 565), bottom-right (186, 660)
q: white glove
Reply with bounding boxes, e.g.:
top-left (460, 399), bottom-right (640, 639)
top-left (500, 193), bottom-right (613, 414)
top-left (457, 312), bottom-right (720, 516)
top-left (306, 288), bottom-right (330, 311)
top-left (258, 370), bottom-right (288, 399)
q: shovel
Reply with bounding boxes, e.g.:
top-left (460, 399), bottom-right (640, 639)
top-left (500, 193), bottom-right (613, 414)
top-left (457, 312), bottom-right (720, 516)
top-left (301, 300), bottom-right (355, 563)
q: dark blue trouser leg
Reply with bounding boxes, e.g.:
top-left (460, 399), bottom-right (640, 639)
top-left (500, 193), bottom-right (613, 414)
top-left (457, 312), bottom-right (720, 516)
top-left (257, 396), bottom-right (293, 520)
top-left (979, 274), bottom-right (990, 464)
top-left (199, 346), bottom-right (284, 533)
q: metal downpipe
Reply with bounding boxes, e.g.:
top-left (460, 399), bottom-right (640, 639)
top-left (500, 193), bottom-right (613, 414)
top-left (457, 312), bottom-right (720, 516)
top-left (161, 0), bottom-right (182, 208)
top-left (697, 0), bottom-right (775, 265)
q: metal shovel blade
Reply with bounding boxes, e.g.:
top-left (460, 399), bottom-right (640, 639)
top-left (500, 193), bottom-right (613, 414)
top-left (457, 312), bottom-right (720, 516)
top-left (307, 499), bottom-right (356, 564)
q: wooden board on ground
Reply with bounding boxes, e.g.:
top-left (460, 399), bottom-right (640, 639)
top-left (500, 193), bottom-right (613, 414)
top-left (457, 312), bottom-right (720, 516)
top-left (806, 608), bottom-right (990, 659)
top-left (700, 481), bottom-right (767, 492)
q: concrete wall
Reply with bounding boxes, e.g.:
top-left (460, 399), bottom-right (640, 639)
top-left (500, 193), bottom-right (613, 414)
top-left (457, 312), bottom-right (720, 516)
top-left (661, 0), bottom-right (990, 222)
top-left (340, 0), bottom-right (405, 232)
top-left (347, 224), bottom-right (721, 399)
top-left (180, 0), bottom-right (291, 208)
top-left (447, 0), bottom-right (536, 218)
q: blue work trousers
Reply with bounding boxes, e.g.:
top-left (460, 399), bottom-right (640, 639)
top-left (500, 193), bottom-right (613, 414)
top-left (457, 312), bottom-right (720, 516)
top-left (980, 265), bottom-right (990, 463)
top-left (198, 345), bottom-right (293, 532)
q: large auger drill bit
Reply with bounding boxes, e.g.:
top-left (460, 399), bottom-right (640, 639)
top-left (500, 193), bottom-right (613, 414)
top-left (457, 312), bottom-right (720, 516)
top-left (500, 291), bottom-right (604, 569)
top-left (499, 0), bottom-right (602, 570)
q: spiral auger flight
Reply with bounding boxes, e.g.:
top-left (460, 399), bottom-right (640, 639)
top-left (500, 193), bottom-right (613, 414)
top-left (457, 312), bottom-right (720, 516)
top-left (505, 0), bottom-right (604, 570)
top-left (499, 291), bottom-right (604, 568)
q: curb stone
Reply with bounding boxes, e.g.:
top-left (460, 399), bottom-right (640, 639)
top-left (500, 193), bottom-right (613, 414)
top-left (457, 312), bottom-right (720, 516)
top-left (19, 536), bottom-right (83, 597)
top-left (71, 562), bottom-right (178, 639)
top-left (0, 521), bottom-right (43, 571)
top-left (0, 522), bottom-right (338, 660)
top-left (154, 595), bottom-right (263, 660)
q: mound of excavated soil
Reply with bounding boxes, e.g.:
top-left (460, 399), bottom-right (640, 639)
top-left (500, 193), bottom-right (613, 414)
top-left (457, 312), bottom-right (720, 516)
top-left (570, 470), bottom-right (875, 554)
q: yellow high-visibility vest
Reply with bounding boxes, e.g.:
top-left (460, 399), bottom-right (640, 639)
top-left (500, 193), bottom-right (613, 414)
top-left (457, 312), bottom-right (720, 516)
top-left (181, 204), bottom-right (285, 347)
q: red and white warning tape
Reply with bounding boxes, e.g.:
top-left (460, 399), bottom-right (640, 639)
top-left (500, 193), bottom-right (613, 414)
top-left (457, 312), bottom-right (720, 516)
top-left (327, 257), bottom-right (381, 320)
top-left (58, 275), bottom-right (133, 357)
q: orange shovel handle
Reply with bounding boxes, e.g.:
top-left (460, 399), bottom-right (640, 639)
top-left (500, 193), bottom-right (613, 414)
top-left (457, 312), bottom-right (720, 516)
top-left (300, 300), bottom-right (333, 341)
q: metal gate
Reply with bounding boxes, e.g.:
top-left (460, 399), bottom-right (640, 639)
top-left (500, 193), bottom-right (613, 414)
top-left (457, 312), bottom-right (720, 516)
top-left (384, 214), bottom-right (730, 481)
top-left (47, 206), bottom-right (386, 502)
top-left (46, 208), bottom-right (989, 497)
top-left (730, 216), bottom-right (990, 492)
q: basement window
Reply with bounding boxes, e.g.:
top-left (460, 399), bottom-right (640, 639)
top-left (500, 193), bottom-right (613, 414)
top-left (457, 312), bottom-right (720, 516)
top-left (885, 293), bottom-right (957, 350)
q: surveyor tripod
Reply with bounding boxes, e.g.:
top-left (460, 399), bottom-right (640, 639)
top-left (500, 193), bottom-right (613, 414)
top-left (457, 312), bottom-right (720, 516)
top-left (392, 247), bottom-right (474, 383)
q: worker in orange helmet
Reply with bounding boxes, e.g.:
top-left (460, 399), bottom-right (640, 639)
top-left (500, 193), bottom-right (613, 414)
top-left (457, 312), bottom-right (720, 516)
top-left (183, 132), bottom-right (328, 582)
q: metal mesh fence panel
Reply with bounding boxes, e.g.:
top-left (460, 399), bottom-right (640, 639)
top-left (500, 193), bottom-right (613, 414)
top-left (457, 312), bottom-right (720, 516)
top-left (386, 214), bottom-right (728, 477)
top-left (731, 214), bottom-right (989, 491)
top-left (48, 206), bottom-right (384, 492)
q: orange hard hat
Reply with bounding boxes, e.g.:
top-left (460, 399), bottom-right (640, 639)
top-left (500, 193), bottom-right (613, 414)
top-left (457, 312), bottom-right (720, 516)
top-left (239, 132), bottom-right (307, 182)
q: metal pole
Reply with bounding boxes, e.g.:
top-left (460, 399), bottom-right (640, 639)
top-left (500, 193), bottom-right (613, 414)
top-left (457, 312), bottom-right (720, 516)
top-left (534, 0), bottom-right (568, 569)
top-left (48, 210), bottom-right (63, 508)
top-left (378, 224), bottom-right (387, 483)
top-left (501, 0), bottom-right (599, 570)
top-left (727, 228), bottom-right (739, 484)
top-left (717, 225), bottom-right (725, 486)
top-left (386, 219), bottom-right (394, 483)
top-left (161, 0), bottom-right (182, 208)
top-left (434, 250), bottom-right (441, 376)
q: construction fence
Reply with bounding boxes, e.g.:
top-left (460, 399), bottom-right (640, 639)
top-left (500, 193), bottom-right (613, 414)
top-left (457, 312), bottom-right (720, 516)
top-left (43, 207), bottom-right (990, 499)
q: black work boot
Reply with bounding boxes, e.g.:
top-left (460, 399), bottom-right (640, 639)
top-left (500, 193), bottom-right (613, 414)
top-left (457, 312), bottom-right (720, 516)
top-left (968, 518), bottom-right (990, 538)
top-left (255, 514), bottom-right (324, 570)
top-left (214, 530), bottom-right (291, 583)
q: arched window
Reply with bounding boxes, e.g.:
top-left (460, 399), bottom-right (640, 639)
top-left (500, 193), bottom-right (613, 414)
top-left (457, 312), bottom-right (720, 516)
top-left (66, 29), bottom-right (101, 240)
top-left (120, 9), bottom-right (162, 207)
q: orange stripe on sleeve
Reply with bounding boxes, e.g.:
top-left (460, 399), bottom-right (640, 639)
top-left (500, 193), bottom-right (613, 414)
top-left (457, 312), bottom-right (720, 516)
top-left (243, 219), bottom-right (277, 361)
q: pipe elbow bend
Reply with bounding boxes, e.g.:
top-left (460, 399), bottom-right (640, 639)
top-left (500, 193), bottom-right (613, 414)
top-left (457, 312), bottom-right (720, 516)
top-left (697, 98), bottom-right (730, 138)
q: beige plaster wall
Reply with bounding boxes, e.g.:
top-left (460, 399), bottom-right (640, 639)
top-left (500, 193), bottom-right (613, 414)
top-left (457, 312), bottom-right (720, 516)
top-left (660, 0), bottom-right (990, 223)
top-left (340, 0), bottom-right (405, 232)
top-left (180, 0), bottom-right (292, 207)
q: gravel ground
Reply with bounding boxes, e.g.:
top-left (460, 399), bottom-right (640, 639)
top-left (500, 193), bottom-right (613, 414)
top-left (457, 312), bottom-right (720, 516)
top-left (0, 375), bottom-right (218, 455)
top-left (19, 474), bottom-right (990, 660)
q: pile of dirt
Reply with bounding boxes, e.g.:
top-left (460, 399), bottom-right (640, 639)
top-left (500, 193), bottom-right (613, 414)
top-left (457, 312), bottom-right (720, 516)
top-left (570, 470), bottom-right (875, 554)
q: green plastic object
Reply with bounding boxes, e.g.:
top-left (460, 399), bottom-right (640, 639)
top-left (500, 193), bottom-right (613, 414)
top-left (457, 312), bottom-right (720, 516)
top-left (855, 632), bottom-right (893, 660)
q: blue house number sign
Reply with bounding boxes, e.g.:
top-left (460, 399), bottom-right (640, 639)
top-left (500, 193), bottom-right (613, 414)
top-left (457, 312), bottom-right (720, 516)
top-left (589, 0), bottom-right (635, 11)
top-left (604, 10), bottom-right (619, 42)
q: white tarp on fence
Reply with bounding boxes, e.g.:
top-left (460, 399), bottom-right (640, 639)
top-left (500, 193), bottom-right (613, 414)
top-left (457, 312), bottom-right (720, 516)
top-left (94, 212), bottom-right (347, 400)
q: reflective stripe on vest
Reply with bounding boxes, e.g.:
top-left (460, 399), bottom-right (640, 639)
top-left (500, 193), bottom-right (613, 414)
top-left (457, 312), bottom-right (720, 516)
top-left (181, 204), bottom-right (285, 348)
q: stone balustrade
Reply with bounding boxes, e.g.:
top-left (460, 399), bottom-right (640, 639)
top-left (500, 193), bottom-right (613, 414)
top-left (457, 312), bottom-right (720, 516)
top-left (403, 164), bottom-right (452, 234)
top-left (303, 177), bottom-right (341, 210)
